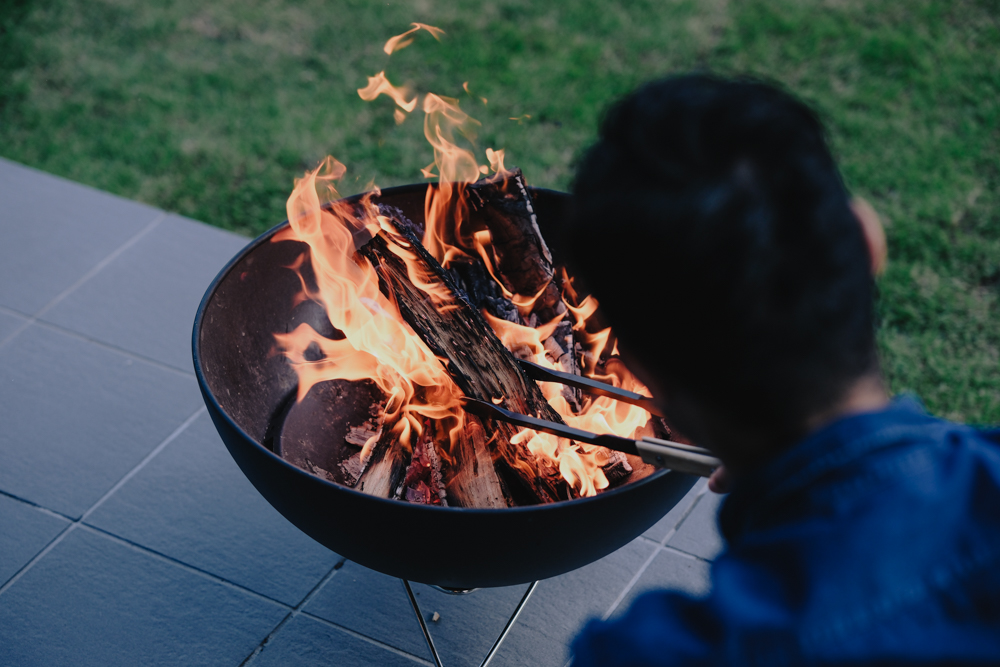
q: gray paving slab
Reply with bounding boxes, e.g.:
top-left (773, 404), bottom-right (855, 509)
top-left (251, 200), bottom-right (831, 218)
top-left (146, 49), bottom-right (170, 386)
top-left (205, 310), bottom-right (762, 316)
top-left (0, 527), bottom-right (287, 666)
top-left (642, 478), bottom-right (708, 543)
top-left (0, 323), bottom-right (203, 518)
top-left (305, 534), bottom-right (657, 667)
top-left (0, 494), bottom-right (70, 586)
top-left (305, 561), bottom-right (434, 660)
top-left (612, 548), bottom-right (712, 618)
top-left (86, 413), bottom-right (342, 606)
top-left (0, 157), bottom-right (161, 315)
top-left (0, 308), bottom-right (28, 343)
top-left (42, 213), bottom-right (249, 372)
top-left (667, 490), bottom-right (725, 560)
top-left (251, 613), bottom-right (425, 667)
top-left (403, 581), bottom-right (536, 667)
top-left (490, 536), bottom-right (658, 667)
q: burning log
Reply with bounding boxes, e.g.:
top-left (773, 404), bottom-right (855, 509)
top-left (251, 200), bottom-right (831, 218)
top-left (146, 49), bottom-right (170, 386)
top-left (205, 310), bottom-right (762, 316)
top-left (443, 417), bottom-right (508, 509)
top-left (468, 168), bottom-right (564, 322)
top-left (359, 209), bottom-right (573, 504)
top-left (355, 430), bottom-right (409, 499)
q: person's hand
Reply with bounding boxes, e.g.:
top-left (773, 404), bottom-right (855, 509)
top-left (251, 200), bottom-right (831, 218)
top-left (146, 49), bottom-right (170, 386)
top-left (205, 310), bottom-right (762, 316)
top-left (708, 465), bottom-right (731, 494)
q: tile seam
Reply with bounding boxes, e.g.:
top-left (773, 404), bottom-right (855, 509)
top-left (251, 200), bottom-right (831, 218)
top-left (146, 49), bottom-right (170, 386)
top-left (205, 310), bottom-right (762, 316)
top-left (79, 523), bottom-right (295, 608)
top-left (0, 212), bottom-right (165, 351)
top-left (0, 404), bottom-right (202, 597)
top-left (29, 317), bottom-right (197, 378)
top-left (239, 559), bottom-right (348, 666)
top-left (0, 303), bottom-right (31, 319)
top-left (660, 544), bottom-right (715, 564)
top-left (296, 611), bottom-right (436, 667)
top-left (664, 485), bottom-right (711, 543)
top-left (600, 485), bottom-right (712, 621)
top-left (0, 489), bottom-right (75, 522)
top-left (599, 544), bottom-right (663, 622)
top-left (80, 407), bottom-right (206, 522)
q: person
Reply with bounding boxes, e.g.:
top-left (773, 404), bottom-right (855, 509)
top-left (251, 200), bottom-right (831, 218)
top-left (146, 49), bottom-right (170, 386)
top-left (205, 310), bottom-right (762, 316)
top-left (564, 75), bottom-right (1000, 666)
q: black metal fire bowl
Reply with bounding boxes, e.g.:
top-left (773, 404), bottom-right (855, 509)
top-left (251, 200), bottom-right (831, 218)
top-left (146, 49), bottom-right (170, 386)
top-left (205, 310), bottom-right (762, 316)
top-left (192, 183), bottom-right (698, 589)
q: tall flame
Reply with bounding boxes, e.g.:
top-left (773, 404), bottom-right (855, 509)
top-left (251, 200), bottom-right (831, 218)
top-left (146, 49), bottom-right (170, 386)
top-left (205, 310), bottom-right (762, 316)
top-left (272, 157), bottom-right (466, 459)
top-left (277, 27), bottom-right (656, 498)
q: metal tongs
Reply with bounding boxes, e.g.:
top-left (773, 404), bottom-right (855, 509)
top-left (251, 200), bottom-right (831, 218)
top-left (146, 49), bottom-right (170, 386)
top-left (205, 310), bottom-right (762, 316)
top-left (463, 360), bottom-right (721, 478)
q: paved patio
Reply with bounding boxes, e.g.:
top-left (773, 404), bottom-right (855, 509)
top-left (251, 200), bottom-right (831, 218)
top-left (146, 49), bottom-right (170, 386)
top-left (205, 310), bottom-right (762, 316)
top-left (0, 156), bottom-right (724, 666)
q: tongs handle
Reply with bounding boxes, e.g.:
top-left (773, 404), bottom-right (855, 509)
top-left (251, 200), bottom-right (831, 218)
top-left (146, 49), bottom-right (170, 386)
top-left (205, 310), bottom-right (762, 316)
top-left (636, 438), bottom-right (720, 477)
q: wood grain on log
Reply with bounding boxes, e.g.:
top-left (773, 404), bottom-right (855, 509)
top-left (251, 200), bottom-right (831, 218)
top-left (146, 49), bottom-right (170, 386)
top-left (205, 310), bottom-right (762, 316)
top-left (468, 168), bottom-right (563, 321)
top-left (355, 430), bottom-right (409, 499)
top-left (444, 417), bottom-right (508, 509)
top-left (359, 211), bottom-right (573, 504)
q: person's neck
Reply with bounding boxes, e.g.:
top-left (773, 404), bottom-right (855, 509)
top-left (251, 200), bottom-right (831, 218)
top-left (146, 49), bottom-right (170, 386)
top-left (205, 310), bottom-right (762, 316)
top-left (712, 372), bottom-right (890, 479)
top-left (802, 372), bottom-right (889, 435)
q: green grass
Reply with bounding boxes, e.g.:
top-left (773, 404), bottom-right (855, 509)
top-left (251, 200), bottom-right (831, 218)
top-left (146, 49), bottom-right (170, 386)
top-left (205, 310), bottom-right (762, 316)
top-left (1, 0), bottom-right (998, 424)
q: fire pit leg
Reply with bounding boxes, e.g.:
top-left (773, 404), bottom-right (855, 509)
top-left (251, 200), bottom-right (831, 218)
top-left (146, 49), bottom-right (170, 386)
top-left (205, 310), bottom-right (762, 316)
top-left (478, 580), bottom-right (538, 667)
top-left (402, 579), bottom-right (445, 667)
top-left (400, 579), bottom-right (539, 667)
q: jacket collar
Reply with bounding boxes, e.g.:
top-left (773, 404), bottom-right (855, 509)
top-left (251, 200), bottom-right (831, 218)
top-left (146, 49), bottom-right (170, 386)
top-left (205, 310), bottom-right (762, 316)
top-left (718, 395), bottom-right (936, 542)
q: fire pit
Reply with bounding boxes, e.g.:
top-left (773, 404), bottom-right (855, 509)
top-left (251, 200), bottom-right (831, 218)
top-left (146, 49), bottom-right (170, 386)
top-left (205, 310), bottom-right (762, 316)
top-left (193, 182), bottom-right (698, 590)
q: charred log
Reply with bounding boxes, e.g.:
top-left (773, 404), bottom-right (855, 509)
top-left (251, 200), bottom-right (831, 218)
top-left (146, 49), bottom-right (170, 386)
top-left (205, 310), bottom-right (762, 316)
top-left (355, 430), bottom-right (409, 499)
top-left (358, 213), bottom-right (574, 504)
top-left (468, 168), bottom-right (563, 321)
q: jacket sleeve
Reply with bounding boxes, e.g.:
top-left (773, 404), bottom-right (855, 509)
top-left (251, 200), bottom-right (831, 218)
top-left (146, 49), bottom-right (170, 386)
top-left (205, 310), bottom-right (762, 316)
top-left (571, 589), bottom-right (720, 667)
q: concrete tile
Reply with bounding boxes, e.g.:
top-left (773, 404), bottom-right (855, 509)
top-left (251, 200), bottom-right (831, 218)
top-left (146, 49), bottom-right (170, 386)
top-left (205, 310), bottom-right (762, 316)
top-left (305, 561), bottom-right (433, 660)
top-left (253, 614), bottom-right (424, 667)
top-left (642, 478), bottom-right (708, 543)
top-left (490, 536), bottom-right (658, 667)
top-left (0, 157), bottom-right (160, 315)
top-left (404, 582), bottom-right (536, 667)
top-left (666, 491), bottom-right (725, 560)
top-left (0, 494), bottom-right (70, 586)
top-left (0, 324), bottom-right (203, 517)
top-left (86, 413), bottom-right (342, 606)
top-left (0, 527), bottom-right (286, 666)
top-left (0, 308), bottom-right (28, 342)
top-left (41, 213), bottom-right (248, 372)
top-left (612, 548), bottom-right (712, 617)
top-left (306, 563), bottom-right (542, 666)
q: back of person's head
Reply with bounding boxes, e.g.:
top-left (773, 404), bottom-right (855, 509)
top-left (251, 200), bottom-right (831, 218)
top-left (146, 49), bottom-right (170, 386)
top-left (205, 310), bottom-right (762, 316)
top-left (567, 74), bottom-right (877, 445)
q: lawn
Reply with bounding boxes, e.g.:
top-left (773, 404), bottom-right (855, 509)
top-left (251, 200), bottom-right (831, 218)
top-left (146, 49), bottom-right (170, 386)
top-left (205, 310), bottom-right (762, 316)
top-left (1, 0), bottom-right (998, 424)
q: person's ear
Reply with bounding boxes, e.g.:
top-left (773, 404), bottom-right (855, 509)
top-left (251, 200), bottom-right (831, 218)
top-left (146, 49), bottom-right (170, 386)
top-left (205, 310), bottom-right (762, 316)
top-left (850, 197), bottom-right (887, 276)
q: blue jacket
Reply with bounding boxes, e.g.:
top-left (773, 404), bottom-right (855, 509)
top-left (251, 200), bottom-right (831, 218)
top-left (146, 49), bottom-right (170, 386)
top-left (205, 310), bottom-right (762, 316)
top-left (572, 397), bottom-right (1000, 665)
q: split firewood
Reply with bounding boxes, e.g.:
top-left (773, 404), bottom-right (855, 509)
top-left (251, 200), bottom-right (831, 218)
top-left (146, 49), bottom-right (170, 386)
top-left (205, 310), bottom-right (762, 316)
top-left (602, 451), bottom-right (633, 486)
top-left (447, 259), bottom-right (521, 324)
top-left (468, 168), bottom-right (564, 323)
top-left (345, 424), bottom-right (381, 447)
top-left (359, 207), bottom-right (573, 505)
top-left (444, 417), bottom-right (508, 509)
top-left (355, 429), bottom-right (409, 499)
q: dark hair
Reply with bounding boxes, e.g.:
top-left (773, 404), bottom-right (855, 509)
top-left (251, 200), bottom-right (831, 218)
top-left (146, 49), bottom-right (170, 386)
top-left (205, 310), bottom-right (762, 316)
top-left (567, 74), bottom-right (877, 441)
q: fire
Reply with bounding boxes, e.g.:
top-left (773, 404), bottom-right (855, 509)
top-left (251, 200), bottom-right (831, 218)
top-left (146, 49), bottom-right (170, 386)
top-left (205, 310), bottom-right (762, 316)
top-left (275, 24), bottom-right (655, 498)
top-left (272, 157), bottom-right (466, 460)
top-left (383, 22), bottom-right (444, 55)
top-left (357, 72), bottom-right (417, 113)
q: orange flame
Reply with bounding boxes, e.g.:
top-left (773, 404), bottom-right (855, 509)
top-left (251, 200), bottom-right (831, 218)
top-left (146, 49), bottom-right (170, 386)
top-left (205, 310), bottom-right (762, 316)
top-left (280, 28), bottom-right (657, 499)
top-left (273, 157), bottom-right (466, 459)
top-left (383, 22), bottom-right (444, 55)
top-left (358, 72), bottom-right (418, 113)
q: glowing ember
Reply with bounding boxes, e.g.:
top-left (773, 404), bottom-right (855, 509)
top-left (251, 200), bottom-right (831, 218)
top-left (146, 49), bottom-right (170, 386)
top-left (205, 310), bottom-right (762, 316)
top-left (273, 24), bottom-right (655, 499)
